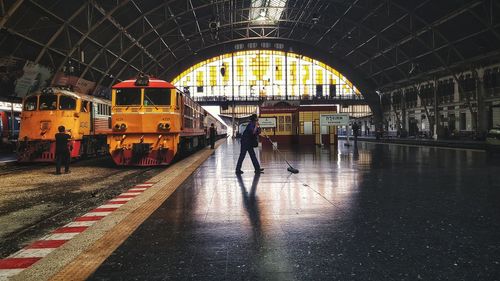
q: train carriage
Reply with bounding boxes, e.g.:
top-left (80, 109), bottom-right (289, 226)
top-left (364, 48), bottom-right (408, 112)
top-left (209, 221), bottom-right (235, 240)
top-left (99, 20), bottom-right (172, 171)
top-left (17, 87), bottom-right (111, 162)
top-left (108, 76), bottom-right (226, 166)
top-left (0, 100), bottom-right (21, 150)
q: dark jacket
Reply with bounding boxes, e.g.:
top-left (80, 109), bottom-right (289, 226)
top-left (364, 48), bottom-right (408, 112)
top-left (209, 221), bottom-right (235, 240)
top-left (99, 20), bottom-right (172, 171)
top-left (55, 132), bottom-right (71, 153)
top-left (241, 121), bottom-right (260, 147)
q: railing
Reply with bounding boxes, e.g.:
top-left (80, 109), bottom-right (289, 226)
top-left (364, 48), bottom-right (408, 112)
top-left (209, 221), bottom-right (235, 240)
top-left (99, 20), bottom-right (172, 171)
top-left (192, 94), bottom-right (364, 103)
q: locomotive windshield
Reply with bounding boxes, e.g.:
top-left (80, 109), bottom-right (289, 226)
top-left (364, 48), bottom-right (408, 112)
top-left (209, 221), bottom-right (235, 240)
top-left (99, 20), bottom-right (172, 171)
top-left (115, 88), bottom-right (141, 106)
top-left (24, 96), bottom-right (37, 111)
top-left (39, 95), bottom-right (57, 110)
top-left (144, 88), bottom-right (171, 106)
top-left (59, 95), bottom-right (76, 110)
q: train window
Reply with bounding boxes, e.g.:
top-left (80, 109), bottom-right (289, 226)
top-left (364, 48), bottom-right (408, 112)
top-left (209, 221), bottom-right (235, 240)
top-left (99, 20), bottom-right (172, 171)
top-left (59, 95), bottom-right (76, 110)
top-left (24, 96), bottom-right (38, 111)
top-left (116, 88), bottom-right (141, 106)
top-left (81, 100), bottom-right (89, 112)
top-left (39, 95), bottom-right (57, 110)
top-left (144, 88), bottom-right (171, 106)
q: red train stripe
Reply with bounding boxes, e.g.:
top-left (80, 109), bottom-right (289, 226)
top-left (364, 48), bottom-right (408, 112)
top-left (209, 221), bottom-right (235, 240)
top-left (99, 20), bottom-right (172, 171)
top-left (74, 216), bottom-right (105, 222)
top-left (0, 258), bottom-right (40, 269)
top-left (26, 240), bottom-right (67, 249)
top-left (52, 226), bottom-right (88, 233)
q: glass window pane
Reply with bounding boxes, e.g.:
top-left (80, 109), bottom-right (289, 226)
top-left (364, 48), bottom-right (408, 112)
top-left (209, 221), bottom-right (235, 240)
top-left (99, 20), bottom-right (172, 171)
top-left (39, 95), bottom-right (57, 110)
top-left (144, 88), bottom-right (171, 106)
top-left (81, 100), bottom-right (89, 112)
top-left (59, 95), bottom-right (76, 110)
top-left (116, 88), bottom-right (141, 106)
top-left (24, 96), bottom-right (37, 111)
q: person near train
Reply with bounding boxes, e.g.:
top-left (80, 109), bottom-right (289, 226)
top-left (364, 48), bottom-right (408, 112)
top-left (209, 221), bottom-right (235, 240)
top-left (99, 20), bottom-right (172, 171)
top-left (209, 123), bottom-right (216, 149)
top-left (235, 114), bottom-right (264, 174)
top-left (55, 125), bottom-right (72, 174)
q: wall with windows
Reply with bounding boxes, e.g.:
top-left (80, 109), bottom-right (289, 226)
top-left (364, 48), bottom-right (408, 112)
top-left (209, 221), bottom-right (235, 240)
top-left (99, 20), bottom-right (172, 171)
top-left (379, 63), bottom-right (500, 137)
top-left (172, 50), bottom-right (362, 100)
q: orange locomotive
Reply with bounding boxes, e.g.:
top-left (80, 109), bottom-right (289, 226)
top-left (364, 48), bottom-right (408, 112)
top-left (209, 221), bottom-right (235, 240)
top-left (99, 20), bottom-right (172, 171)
top-left (17, 87), bottom-right (111, 162)
top-left (108, 76), bottom-right (226, 166)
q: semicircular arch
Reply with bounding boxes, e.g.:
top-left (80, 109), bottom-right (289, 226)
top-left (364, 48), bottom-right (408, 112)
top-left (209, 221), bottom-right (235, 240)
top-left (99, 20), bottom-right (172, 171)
top-left (163, 40), bottom-right (382, 121)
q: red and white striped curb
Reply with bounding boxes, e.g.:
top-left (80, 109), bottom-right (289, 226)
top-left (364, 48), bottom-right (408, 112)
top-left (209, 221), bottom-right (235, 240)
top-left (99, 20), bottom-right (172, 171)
top-left (0, 182), bottom-right (155, 281)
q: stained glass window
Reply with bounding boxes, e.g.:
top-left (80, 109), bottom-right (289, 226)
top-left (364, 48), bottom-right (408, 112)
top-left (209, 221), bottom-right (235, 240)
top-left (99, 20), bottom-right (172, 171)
top-left (172, 50), bottom-right (362, 100)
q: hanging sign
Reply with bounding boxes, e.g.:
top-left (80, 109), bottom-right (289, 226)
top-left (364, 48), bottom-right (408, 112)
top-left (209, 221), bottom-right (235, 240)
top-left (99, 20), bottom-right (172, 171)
top-left (259, 117), bottom-right (277, 128)
top-left (320, 114), bottom-right (349, 126)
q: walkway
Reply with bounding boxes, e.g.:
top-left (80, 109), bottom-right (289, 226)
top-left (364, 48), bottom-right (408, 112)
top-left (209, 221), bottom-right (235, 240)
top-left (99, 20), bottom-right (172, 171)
top-left (85, 140), bottom-right (499, 280)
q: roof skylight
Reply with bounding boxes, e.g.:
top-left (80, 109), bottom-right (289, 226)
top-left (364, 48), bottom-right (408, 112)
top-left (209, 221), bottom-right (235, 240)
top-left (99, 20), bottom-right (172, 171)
top-left (250, 0), bottom-right (287, 24)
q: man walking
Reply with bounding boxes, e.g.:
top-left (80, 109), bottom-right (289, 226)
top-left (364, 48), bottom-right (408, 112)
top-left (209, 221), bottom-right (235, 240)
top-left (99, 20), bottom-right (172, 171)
top-left (235, 114), bottom-right (264, 174)
top-left (55, 125), bottom-right (72, 174)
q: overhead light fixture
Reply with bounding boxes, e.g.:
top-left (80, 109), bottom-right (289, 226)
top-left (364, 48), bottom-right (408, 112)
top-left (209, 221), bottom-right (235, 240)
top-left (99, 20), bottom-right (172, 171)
top-left (312, 13), bottom-right (320, 24)
top-left (209, 19), bottom-right (220, 40)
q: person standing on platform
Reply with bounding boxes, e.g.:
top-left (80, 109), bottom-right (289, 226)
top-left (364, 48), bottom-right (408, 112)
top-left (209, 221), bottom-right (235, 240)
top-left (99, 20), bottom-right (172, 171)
top-left (352, 122), bottom-right (360, 147)
top-left (352, 122), bottom-right (360, 140)
top-left (209, 123), bottom-right (216, 149)
top-left (55, 125), bottom-right (72, 175)
top-left (235, 114), bottom-right (264, 174)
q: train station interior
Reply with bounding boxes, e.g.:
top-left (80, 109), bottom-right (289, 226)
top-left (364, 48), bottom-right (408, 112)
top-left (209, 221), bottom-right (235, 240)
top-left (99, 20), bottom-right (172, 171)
top-left (0, 1), bottom-right (499, 280)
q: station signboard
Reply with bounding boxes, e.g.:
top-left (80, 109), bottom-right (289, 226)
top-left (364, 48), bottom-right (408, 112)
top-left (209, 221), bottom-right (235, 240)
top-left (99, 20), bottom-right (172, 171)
top-left (320, 114), bottom-right (349, 126)
top-left (259, 117), bottom-right (277, 128)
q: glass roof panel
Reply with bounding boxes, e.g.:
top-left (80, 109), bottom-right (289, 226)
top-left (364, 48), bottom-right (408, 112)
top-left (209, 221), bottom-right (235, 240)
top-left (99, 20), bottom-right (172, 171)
top-left (250, 0), bottom-right (287, 24)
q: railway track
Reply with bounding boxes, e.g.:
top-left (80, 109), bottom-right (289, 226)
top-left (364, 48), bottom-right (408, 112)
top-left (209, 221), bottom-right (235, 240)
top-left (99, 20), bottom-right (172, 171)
top-left (0, 163), bottom-right (48, 176)
top-left (0, 154), bottom-right (112, 176)
top-left (0, 157), bottom-right (162, 258)
top-left (0, 145), bottom-right (210, 258)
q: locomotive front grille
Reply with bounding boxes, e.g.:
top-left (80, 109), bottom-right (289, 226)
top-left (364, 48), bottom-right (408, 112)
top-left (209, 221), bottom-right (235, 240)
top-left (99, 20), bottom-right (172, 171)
top-left (132, 143), bottom-right (151, 156)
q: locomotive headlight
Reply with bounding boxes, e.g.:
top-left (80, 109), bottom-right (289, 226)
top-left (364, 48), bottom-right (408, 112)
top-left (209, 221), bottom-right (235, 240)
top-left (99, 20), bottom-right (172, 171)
top-left (157, 122), bottom-right (170, 131)
top-left (114, 123), bottom-right (127, 131)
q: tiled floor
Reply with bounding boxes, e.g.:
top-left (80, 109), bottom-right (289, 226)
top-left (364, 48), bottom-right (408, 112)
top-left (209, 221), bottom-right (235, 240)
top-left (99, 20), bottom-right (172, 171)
top-left (89, 139), bottom-right (500, 280)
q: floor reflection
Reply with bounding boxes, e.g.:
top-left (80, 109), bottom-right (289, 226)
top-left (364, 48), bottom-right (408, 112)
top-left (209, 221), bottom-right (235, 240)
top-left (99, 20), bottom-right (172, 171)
top-left (89, 139), bottom-right (500, 281)
top-left (236, 173), bottom-right (261, 244)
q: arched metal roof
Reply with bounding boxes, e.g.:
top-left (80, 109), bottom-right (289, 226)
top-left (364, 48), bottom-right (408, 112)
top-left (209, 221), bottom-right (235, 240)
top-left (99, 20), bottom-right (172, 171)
top-left (1, 0), bottom-right (499, 113)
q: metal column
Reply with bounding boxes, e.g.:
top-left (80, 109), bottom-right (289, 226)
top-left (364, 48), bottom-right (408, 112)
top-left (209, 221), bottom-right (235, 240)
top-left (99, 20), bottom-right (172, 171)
top-left (232, 53), bottom-right (235, 137)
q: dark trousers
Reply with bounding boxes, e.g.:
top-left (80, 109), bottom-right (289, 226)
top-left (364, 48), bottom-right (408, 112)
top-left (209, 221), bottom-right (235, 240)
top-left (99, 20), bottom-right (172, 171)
top-left (236, 144), bottom-right (260, 171)
top-left (210, 137), bottom-right (215, 149)
top-left (55, 151), bottom-right (70, 174)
